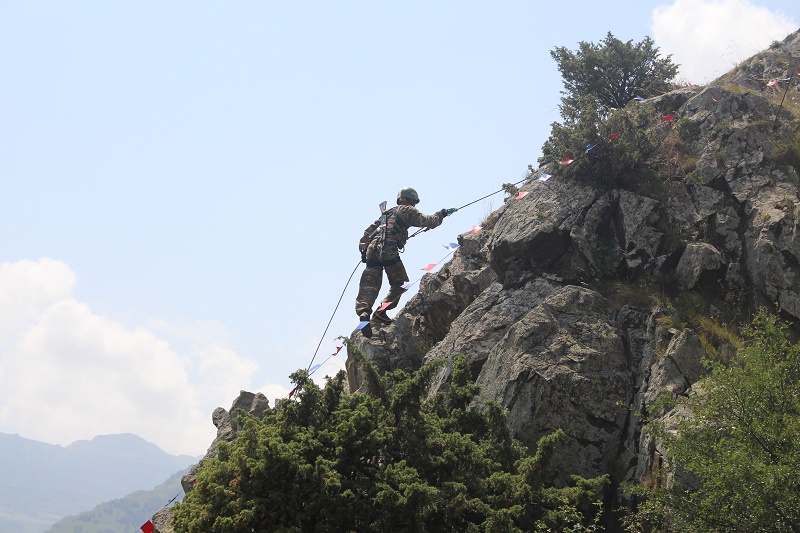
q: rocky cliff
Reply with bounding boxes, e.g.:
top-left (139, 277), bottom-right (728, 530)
top-left (152, 30), bottom-right (800, 531)
top-left (347, 29), bottom-right (800, 509)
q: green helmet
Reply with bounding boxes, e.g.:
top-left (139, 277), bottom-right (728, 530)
top-left (397, 187), bottom-right (420, 205)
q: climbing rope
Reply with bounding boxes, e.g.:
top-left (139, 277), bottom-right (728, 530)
top-left (408, 175), bottom-right (532, 239)
top-left (305, 260), bottom-right (362, 372)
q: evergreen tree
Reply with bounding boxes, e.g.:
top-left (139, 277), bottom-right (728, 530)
top-left (550, 33), bottom-right (678, 118)
top-left (172, 349), bottom-right (608, 532)
top-left (539, 33), bottom-right (677, 187)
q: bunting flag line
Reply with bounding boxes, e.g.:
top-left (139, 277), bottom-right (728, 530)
top-left (141, 521), bottom-right (155, 533)
top-left (662, 114), bottom-right (675, 122)
top-left (585, 144), bottom-right (597, 153)
top-left (401, 281), bottom-right (414, 290)
top-left (331, 346), bottom-right (342, 356)
top-left (468, 226), bottom-right (483, 234)
top-left (514, 191), bottom-right (529, 199)
top-left (537, 173), bottom-right (552, 181)
top-left (634, 95), bottom-right (645, 101)
top-left (356, 320), bottom-right (370, 330)
top-left (421, 263), bottom-right (437, 271)
top-left (309, 363), bottom-right (322, 374)
top-left (288, 386), bottom-right (297, 398)
top-left (768, 79), bottom-right (779, 86)
top-left (443, 243), bottom-right (460, 251)
top-left (377, 301), bottom-right (392, 312)
top-left (559, 156), bottom-right (574, 165)
top-left (609, 133), bottom-right (620, 141)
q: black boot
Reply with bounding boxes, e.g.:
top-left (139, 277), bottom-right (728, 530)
top-left (372, 310), bottom-right (392, 324)
top-left (358, 315), bottom-right (372, 338)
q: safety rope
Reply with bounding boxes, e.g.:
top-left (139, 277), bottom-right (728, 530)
top-left (305, 260), bottom-right (362, 372)
top-left (408, 175), bottom-right (532, 239)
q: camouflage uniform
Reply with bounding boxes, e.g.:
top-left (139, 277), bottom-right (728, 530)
top-left (356, 204), bottom-right (444, 320)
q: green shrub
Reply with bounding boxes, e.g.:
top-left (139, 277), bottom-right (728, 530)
top-left (172, 351), bottom-right (608, 532)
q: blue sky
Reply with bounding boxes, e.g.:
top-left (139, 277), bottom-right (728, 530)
top-left (1, 1), bottom-right (797, 455)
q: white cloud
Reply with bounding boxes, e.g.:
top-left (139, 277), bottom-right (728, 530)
top-left (652, 0), bottom-right (797, 83)
top-left (0, 258), bottom-right (282, 456)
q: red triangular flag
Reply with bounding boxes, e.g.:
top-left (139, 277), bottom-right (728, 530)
top-left (468, 226), bottom-right (483, 234)
top-left (141, 521), bottom-right (155, 533)
top-left (558, 156), bottom-right (574, 165)
top-left (377, 301), bottom-right (392, 312)
top-left (514, 191), bottom-right (528, 200)
top-left (332, 346), bottom-right (342, 356)
top-left (421, 263), bottom-right (437, 271)
top-left (609, 132), bottom-right (620, 141)
top-left (662, 114), bottom-right (675, 122)
top-left (288, 387), bottom-right (297, 398)
top-left (767, 79), bottom-right (778, 87)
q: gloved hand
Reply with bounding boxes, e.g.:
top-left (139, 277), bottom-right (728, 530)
top-left (438, 208), bottom-right (457, 218)
top-left (359, 242), bottom-right (367, 263)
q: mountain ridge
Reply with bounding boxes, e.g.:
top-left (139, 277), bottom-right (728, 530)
top-left (0, 432), bottom-right (197, 533)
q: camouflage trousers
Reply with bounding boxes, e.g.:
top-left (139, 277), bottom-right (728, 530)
top-left (355, 241), bottom-right (409, 319)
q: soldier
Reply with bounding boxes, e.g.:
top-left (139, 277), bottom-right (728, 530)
top-left (356, 187), bottom-right (455, 338)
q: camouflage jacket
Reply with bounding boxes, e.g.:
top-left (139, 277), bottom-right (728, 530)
top-left (360, 205), bottom-right (443, 249)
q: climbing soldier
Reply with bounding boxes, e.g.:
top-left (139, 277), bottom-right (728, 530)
top-left (356, 187), bottom-right (455, 338)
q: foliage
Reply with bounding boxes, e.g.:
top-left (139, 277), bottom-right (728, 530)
top-left (550, 32), bottom-right (678, 118)
top-left (172, 351), bottom-right (608, 532)
top-left (540, 33), bottom-right (678, 192)
top-left (625, 309), bottom-right (800, 532)
top-left (540, 94), bottom-right (667, 191)
top-left (502, 182), bottom-right (519, 200)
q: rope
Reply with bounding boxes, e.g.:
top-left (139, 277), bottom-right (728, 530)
top-left (409, 175), bottom-right (532, 239)
top-left (305, 260), bottom-right (362, 372)
top-left (771, 61), bottom-right (798, 131)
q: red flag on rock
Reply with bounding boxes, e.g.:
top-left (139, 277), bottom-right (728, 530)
top-left (141, 521), bottom-right (155, 533)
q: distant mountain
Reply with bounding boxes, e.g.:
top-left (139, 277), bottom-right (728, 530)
top-left (0, 433), bottom-right (197, 533)
top-left (46, 469), bottom-right (186, 533)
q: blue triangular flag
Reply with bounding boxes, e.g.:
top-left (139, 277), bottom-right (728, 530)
top-left (309, 363), bottom-right (322, 374)
top-left (443, 243), bottom-right (460, 251)
top-left (585, 144), bottom-right (597, 153)
top-left (357, 321), bottom-right (370, 330)
top-left (634, 95), bottom-right (645, 101)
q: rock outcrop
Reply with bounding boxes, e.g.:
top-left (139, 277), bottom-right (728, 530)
top-left (347, 29), bottom-right (800, 506)
top-left (151, 391), bottom-right (269, 533)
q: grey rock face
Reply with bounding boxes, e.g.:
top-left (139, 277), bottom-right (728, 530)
top-left (471, 286), bottom-right (631, 483)
top-left (676, 242), bottom-right (725, 289)
top-left (347, 30), bottom-right (800, 503)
